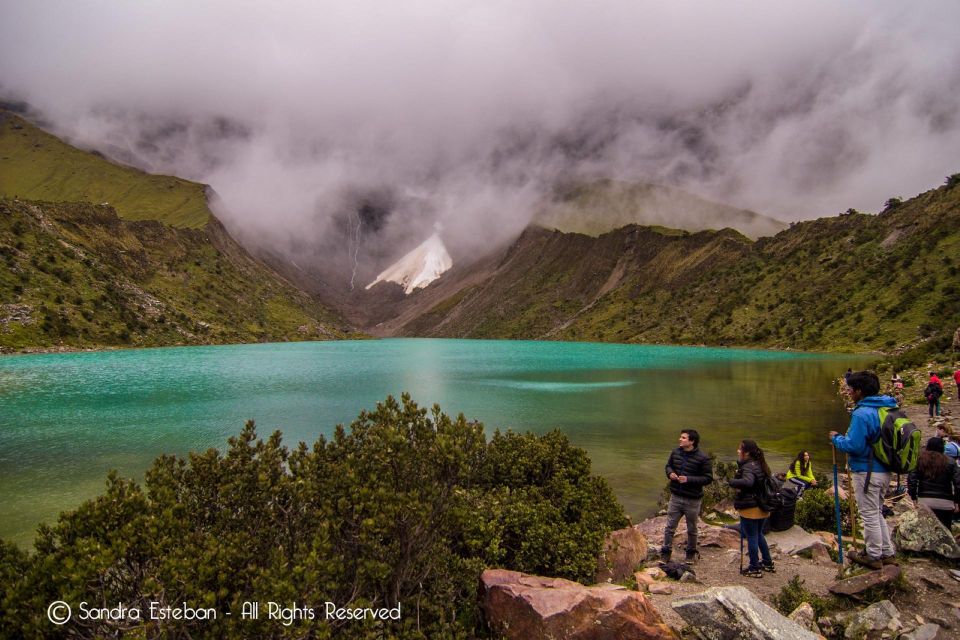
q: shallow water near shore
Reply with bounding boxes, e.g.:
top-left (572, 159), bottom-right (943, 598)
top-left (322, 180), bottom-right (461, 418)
top-left (0, 338), bottom-right (871, 546)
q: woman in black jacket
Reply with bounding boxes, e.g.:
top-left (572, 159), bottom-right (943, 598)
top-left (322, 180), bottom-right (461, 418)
top-left (728, 439), bottom-right (774, 578)
top-left (908, 437), bottom-right (960, 528)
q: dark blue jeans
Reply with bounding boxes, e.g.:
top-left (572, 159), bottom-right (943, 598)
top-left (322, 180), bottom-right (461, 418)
top-left (740, 517), bottom-right (772, 570)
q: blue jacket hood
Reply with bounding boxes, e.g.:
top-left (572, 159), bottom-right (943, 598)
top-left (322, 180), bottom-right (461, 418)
top-left (855, 395), bottom-right (899, 409)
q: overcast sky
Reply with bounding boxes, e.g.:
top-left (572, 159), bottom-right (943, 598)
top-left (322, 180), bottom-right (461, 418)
top-left (2, 0), bottom-right (959, 257)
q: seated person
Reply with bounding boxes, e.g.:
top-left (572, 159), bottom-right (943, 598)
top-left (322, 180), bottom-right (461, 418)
top-left (785, 450), bottom-right (817, 494)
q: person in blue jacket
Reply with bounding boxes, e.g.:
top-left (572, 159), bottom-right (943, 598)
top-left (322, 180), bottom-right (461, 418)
top-left (829, 370), bottom-right (898, 570)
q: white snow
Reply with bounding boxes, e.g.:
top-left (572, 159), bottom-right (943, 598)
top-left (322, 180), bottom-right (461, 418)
top-left (366, 233), bottom-right (452, 294)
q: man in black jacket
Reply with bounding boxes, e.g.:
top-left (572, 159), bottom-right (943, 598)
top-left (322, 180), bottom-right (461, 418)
top-left (661, 429), bottom-right (714, 563)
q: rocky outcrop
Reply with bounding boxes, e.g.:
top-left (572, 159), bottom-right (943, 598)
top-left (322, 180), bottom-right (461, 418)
top-left (837, 600), bottom-right (903, 639)
top-left (788, 603), bottom-right (821, 635)
top-left (596, 527), bottom-right (648, 583)
top-left (671, 586), bottom-right (821, 639)
top-left (895, 505), bottom-right (960, 559)
top-left (766, 526), bottom-right (823, 555)
top-left (633, 516), bottom-right (740, 552)
top-left (480, 569), bottom-right (676, 640)
top-left (829, 565), bottom-right (900, 597)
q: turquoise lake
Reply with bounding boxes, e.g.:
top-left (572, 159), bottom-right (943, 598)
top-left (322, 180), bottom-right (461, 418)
top-left (0, 339), bottom-right (868, 547)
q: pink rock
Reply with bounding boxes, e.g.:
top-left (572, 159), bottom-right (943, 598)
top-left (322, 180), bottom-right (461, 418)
top-left (596, 526), bottom-right (649, 583)
top-left (481, 569), bottom-right (677, 640)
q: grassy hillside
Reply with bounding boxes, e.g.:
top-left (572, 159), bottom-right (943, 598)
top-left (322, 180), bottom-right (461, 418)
top-left (400, 177), bottom-right (960, 362)
top-left (0, 198), bottom-right (354, 351)
top-left (0, 112), bottom-right (209, 228)
top-left (535, 179), bottom-right (786, 239)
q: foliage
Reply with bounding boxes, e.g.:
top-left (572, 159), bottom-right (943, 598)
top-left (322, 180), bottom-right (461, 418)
top-left (0, 395), bottom-right (626, 639)
top-left (771, 575), bottom-right (842, 619)
top-left (0, 198), bottom-right (352, 350)
top-left (794, 487), bottom-right (858, 535)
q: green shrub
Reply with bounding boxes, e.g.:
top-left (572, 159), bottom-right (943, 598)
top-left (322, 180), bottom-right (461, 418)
top-left (0, 395), bottom-right (626, 639)
top-left (794, 488), bottom-right (858, 535)
top-left (772, 575), bottom-right (842, 619)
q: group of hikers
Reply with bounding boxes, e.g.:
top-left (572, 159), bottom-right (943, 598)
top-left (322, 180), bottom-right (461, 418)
top-left (849, 367), bottom-right (960, 417)
top-left (661, 370), bottom-right (960, 578)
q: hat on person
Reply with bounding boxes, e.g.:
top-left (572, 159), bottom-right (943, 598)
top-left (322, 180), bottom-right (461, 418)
top-left (926, 437), bottom-right (945, 453)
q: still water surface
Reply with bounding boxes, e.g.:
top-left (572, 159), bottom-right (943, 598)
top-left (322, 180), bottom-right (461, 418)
top-left (0, 339), bottom-right (869, 546)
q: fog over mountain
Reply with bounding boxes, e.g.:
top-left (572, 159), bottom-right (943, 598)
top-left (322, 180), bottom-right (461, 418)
top-left (2, 1), bottom-right (959, 274)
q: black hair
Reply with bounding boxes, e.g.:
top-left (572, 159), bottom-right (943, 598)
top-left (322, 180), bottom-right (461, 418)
top-left (680, 429), bottom-right (700, 448)
top-left (846, 371), bottom-right (880, 397)
top-left (740, 439), bottom-right (772, 477)
top-left (794, 450), bottom-right (811, 476)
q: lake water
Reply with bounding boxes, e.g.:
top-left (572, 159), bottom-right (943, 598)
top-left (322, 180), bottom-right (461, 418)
top-left (0, 339), bottom-right (868, 547)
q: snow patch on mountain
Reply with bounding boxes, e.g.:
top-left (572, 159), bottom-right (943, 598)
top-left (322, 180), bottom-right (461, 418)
top-left (366, 233), bottom-right (452, 294)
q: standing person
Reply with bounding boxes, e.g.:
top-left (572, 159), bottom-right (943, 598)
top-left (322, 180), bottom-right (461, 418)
top-left (845, 368), bottom-right (853, 384)
top-left (925, 373), bottom-right (943, 417)
top-left (830, 371), bottom-right (898, 569)
top-left (936, 424), bottom-right (960, 465)
top-left (729, 439), bottom-right (775, 577)
top-left (785, 450), bottom-right (818, 494)
top-left (660, 429), bottom-right (713, 563)
top-left (908, 437), bottom-right (960, 529)
top-left (953, 366), bottom-right (960, 400)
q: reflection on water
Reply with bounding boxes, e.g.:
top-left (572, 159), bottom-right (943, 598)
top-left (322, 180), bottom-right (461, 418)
top-left (0, 339), bottom-right (869, 546)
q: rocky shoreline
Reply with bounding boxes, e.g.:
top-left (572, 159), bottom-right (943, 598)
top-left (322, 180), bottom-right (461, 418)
top-left (481, 371), bottom-right (960, 639)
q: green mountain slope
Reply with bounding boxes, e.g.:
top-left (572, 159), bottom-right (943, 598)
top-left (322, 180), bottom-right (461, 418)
top-left (398, 179), bottom-right (960, 360)
top-left (0, 112), bottom-right (208, 228)
top-left (536, 179), bottom-right (786, 239)
top-left (0, 198), bottom-right (354, 351)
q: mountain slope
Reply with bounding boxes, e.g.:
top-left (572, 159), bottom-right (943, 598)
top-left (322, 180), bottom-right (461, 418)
top-left (395, 178), bottom-right (960, 358)
top-left (0, 198), bottom-right (353, 351)
top-left (536, 179), bottom-right (786, 239)
top-left (0, 111), bottom-right (209, 228)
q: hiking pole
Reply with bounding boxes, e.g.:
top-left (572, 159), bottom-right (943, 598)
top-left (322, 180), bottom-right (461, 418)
top-left (832, 445), bottom-right (844, 571)
top-left (845, 460), bottom-right (858, 550)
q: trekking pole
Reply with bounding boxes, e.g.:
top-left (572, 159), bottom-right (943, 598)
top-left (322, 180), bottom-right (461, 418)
top-left (845, 460), bottom-right (858, 550)
top-left (832, 445), bottom-right (844, 571)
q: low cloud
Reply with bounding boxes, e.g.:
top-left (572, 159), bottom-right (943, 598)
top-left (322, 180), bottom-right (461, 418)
top-left (2, 0), bottom-right (959, 274)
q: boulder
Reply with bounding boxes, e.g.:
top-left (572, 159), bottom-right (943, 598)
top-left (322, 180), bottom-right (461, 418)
top-left (634, 571), bottom-right (656, 589)
top-left (840, 600), bottom-right (903, 639)
top-left (766, 526), bottom-right (822, 555)
top-left (895, 505), bottom-right (960, 559)
top-left (788, 602), bottom-right (821, 635)
top-left (829, 565), bottom-right (900, 597)
top-left (596, 526), bottom-right (648, 583)
top-left (699, 525), bottom-right (741, 550)
top-left (813, 531), bottom-right (840, 552)
top-left (648, 583), bottom-right (673, 595)
top-left (900, 623), bottom-right (941, 640)
top-left (810, 542), bottom-right (835, 567)
top-left (480, 569), bottom-right (676, 640)
top-left (671, 586), bottom-right (821, 639)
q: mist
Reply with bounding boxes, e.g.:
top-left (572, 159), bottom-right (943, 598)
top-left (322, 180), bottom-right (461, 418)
top-left (2, 0), bottom-right (959, 273)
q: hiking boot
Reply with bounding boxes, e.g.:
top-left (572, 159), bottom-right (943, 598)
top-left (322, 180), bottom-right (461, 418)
top-left (847, 550), bottom-right (881, 570)
top-left (880, 555), bottom-right (899, 566)
top-left (659, 550), bottom-right (672, 564)
top-left (761, 562), bottom-right (776, 573)
top-left (740, 567), bottom-right (763, 578)
top-left (684, 550), bottom-right (699, 564)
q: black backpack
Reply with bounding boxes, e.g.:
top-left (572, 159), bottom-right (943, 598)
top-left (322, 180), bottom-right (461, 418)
top-left (755, 474), bottom-right (782, 513)
top-left (926, 383), bottom-right (943, 400)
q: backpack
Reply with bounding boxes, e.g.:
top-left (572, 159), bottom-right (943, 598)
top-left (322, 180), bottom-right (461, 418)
top-left (870, 407), bottom-right (921, 474)
top-left (925, 383), bottom-right (942, 400)
top-left (755, 474), bottom-right (783, 513)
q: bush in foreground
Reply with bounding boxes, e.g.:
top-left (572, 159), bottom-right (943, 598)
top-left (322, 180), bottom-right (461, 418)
top-left (0, 394), bottom-right (626, 639)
